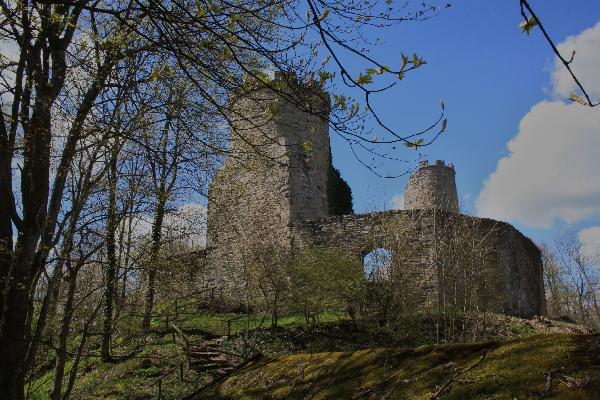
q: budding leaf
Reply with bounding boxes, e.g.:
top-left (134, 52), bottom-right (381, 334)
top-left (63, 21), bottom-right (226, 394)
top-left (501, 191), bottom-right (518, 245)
top-left (404, 138), bottom-right (424, 149)
top-left (568, 92), bottom-right (588, 106)
top-left (303, 140), bottom-right (313, 159)
top-left (401, 53), bottom-right (409, 68)
top-left (319, 8), bottom-right (330, 21)
top-left (333, 94), bottom-right (347, 110)
top-left (356, 73), bottom-right (373, 85)
top-left (519, 16), bottom-right (538, 34)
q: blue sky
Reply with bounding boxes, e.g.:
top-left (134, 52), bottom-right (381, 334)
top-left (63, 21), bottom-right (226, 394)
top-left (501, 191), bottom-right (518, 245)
top-left (328, 0), bottom-right (600, 250)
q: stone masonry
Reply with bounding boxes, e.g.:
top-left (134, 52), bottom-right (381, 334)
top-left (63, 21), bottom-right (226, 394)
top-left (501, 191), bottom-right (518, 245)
top-left (204, 78), bottom-right (546, 318)
top-left (404, 160), bottom-right (459, 213)
top-left (205, 78), bottom-right (331, 296)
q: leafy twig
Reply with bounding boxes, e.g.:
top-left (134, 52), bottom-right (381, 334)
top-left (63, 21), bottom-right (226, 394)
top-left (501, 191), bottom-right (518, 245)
top-left (519, 0), bottom-right (598, 107)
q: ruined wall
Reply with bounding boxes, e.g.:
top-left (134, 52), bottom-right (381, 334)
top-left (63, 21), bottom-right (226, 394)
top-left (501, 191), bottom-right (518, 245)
top-left (291, 210), bottom-right (439, 306)
top-left (404, 160), bottom-right (459, 213)
top-left (205, 80), bottom-right (332, 297)
top-left (291, 210), bottom-right (546, 318)
top-left (203, 79), bottom-right (544, 318)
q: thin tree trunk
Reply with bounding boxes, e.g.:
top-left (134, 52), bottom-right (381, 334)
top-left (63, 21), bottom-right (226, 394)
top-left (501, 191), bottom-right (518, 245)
top-left (102, 141), bottom-right (119, 361)
top-left (142, 196), bottom-right (166, 331)
top-left (63, 300), bottom-right (102, 400)
top-left (49, 265), bottom-right (78, 400)
top-left (23, 264), bottom-right (63, 377)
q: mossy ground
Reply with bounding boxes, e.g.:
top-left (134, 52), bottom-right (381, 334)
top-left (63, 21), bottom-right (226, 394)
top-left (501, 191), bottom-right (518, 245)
top-left (26, 311), bottom-right (346, 399)
top-left (196, 333), bottom-right (600, 400)
top-left (26, 340), bottom-right (201, 400)
top-left (27, 310), bottom-right (595, 399)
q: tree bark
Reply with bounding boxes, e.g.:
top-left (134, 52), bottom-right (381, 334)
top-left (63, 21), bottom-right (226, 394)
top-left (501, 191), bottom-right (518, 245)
top-left (102, 140), bottom-right (120, 361)
top-left (142, 196), bottom-right (166, 331)
top-left (49, 265), bottom-right (78, 400)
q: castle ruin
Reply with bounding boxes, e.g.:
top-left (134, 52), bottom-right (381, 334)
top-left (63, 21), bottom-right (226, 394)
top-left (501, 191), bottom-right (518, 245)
top-left (404, 160), bottom-right (458, 213)
top-left (204, 78), bottom-right (546, 318)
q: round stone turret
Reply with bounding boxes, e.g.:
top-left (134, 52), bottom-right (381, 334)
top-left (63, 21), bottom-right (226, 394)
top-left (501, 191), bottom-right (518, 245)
top-left (403, 160), bottom-right (459, 213)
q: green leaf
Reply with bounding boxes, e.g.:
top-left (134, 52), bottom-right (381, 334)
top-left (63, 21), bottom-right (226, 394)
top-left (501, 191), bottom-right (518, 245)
top-left (378, 65), bottom-right (391, 74)
top-left (356, 72), bottom-right (373, 85)
top-left (267, 102), bottom-right (279, 116)
top-left (519, 16), bottom-right (538, 34)
top-left (195, 0), bottom-right (207, 17)
top-left (318, 71), bottom-right (333, 81)
top-left (303, 140), bottom-right (313, 159)
top-left (401, 53), bottom-right (409, 68)
top-left (404, 138), bottom-right (424, 149)
top-left (333, 94), bottom-right (347, 110)
top-left (412, 53), bottom-right (427, 68)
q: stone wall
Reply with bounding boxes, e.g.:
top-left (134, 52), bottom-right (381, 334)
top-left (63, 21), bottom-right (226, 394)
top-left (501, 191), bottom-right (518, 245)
top-left (291, 210), bottom-right (546, 317)
top-left (205, 81), bottom-right (333, 297)
top-left (203, 79), bottom-right (545, 318)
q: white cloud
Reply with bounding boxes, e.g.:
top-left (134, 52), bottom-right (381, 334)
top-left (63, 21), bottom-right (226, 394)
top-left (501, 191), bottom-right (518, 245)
top-left (579, 226), bottom-right (600, 265)
top-left (390, 194), bottom-right (404, 210)
top-left (477, 22), bottom-right (600, 228)
top-left (0, 39), bottom-right (19, 105)
top-left (132, 203), bottom-right (207, 248)
top-left (552, 21), bottom-right (600, 99)
top-left (477, 101), bottom-right (600, 227)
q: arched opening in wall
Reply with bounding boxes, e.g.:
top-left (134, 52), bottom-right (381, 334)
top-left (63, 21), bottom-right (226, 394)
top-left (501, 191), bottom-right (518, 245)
top-left (363, 248), bottom-right (392, 281)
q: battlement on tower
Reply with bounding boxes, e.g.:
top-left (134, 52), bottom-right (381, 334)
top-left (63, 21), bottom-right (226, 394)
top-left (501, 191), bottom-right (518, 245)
top-left (418, 159), bottom-right (455, 169)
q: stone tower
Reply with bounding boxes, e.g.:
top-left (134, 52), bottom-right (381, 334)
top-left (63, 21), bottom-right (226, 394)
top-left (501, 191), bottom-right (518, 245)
top-left (205, 76), bottom-right (333, 295)
top-left (403, 160), bottom-right (459, 213)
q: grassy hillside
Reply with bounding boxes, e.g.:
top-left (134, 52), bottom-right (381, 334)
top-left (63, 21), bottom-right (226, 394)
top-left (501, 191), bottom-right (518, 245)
top-left (27, 311), bottom-right (596, 399)
top-left (195, 333), bottom-right (600, 400)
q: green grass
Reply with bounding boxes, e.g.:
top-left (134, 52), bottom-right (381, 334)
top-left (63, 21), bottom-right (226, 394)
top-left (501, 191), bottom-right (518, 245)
top-left (196, 333), bottom-right (600, 400)
top-left (30, 310), bottom-right (591, 400)
top-left (28, 341), bottom-right (201, 400)
top-left (179, 310), bottom-right (345, 336)
top-left (26, 310), bottom-right (345, 399)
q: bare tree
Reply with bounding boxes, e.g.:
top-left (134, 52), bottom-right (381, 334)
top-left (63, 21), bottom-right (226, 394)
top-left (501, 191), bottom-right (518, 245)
top-left (542, 232), bottom-right (600, 329)
top-left (1, 1), bottom-right (447, 397)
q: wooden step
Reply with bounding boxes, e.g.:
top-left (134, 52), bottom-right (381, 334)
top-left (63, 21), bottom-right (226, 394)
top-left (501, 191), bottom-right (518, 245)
top-left (216, 367), bottom-right (235, 374)
top-left (190, 357), bottom-right (230, 366)
top-left (188, 351), bottom-right (224, 358)
top-left (188, 348), bottom-right (242, 359)
top-left (192, 363), bottom-right (235, 372)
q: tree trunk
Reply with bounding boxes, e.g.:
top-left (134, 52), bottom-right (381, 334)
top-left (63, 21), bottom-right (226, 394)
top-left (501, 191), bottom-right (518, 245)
top-left (142, 196), bottom-right (166, 331)
top-left (24, 264), bottom-right (63, 376)
top-left (102, 141), bottom-right (119, 361)
top-left (0, 231), bottom-right (39, 400)
top-left (49, 266), bottom-right (78, 400)
top-left (63, 300), bottom-right (101, 400)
